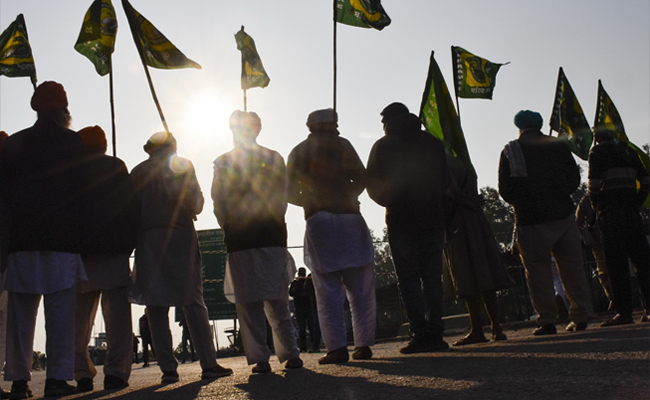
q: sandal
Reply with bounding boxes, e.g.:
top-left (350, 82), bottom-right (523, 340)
top-left (453, 334), bottom-right (488, 346)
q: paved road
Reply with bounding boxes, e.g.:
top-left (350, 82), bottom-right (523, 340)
top-left (3, 312), bottom-right (648, 400)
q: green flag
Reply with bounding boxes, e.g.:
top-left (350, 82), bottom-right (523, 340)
top-left (0, 14), bottom-right (36, 85)
top-left (419, 51), bottom-right (476, 178)
top-left (549, 67), bottom-right (592, 160)
top-left (336, 0), bottom-right (391, 30)
top-left (122, 0), bottom-right (201, 70)
top-left (594, 80), bottom-right (650, 206)
top-left (235, 26), bottom-right (270, 90)
top-left (74, 0), bottom-right (117, 76)
top-left (452, 46), bottom-right (507, 100)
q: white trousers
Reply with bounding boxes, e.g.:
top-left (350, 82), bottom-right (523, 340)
top-left (147, 298), bottom-right (217, 373)
top-left (311, 263), bottom-right (376, 351)
top-left (236, 295), bottom-right (300, 365)
top-left (74, 287), bottom-right (132, 382)
top-left (5, 287), bottom-right (75, 381)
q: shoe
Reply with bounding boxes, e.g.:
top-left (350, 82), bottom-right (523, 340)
top-left (492, 331), bottom-right (508, 341)
top-left (202, 364), bottom-right (233, 379)
top-left (453, 334), bottom-right (489, 347)
top-left (318, 347), bottom-right (349, 364)
top-left (600, 314), bottom-right (634, 327)
top-left (565, 321), bottom-right (587, 332)
top-left (308, 347), bottom-right (321, 353)
top-left (351, 346), bottom-right (372, 360)
top-left (104, 375), bottom-right (129, 390)
top-left (251, 362), bottom-right (271, 373)
top-left (160, 371), bottom-right (179, 384)
top-left (400, 337), bottom-right (449, 354)
top-left (44, 379), bottom-right (76, 397)
top-left (76, 377), bottom-right (94, 393)
top-left (6, 381), bottom-right (33, 399)
top-left (142, 363), bottom-right (149, 368)
top-left (284, 357), bottom-right (304, 369)
top-left (532, 324), bottom-right (556, 336)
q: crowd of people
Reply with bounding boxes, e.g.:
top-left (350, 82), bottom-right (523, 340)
top-left (0, 82), bottom-right (647, 398)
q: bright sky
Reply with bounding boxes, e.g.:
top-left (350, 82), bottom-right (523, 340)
top-left (1, 0), bottom-right (648, 353)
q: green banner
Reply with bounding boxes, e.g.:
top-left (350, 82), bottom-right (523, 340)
top-left (197, 229), bottom-right (236, 320)
top-left (549, 67), bottom-right (592, 160)
top-left (336, 0), bottom-right (391, 31)
top-left (122, 0), bottom-right (201, 70)
top-left (0, 14), bottom-right (36, 85)
top-left (419, 51), bottom-right (476, 179)
top-left (75, 0), bottom-right (117, 76)
top-left (235, 26), bottom-right (270, 90)
top-left (452, 46), bottom-right (506, 100)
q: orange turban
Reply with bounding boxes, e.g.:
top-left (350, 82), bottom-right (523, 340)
top-left (0, 130), bottom-right (8, 152)
top-left (78, 126), bottom-right (107, 154)
top-left (31, 81), bottom-right (68, 112)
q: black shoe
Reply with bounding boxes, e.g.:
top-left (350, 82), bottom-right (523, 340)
top-left (284, 357), bottom-right (303, 369)
top-left (76, 377), bottom-right (94, 393)
top-left (160, 371), bottom-right (179, 384)
top-left (6, 380), bottom-right (33, 399)
top-left (533, 324), bottom-right (556, 336)
top-left (201, 364), bottom-right (233, 379)
top-left (104, 375), bottom-right (129, 390)
top-left (318, 347), bottom-right (349, 364)
top-left (351, 346), bottom-right (372, 360)
top-left (601, 314), bottom-right (634, 327)
top-left (400, 337), bottom-right (449, 354)
top-left (44, 379), bottom-right (76, 397)
top-left (565, 321), bottom-right (587, 332)
top-left (251, 362), bottom-right (272, 373)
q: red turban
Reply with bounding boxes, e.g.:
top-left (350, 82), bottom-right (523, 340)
top-left (0, 131), bottom-right (8, 152)
top-left (31, 81), bottom-right (68, 112)
top-left (78, 126), bottom-right (107, 154)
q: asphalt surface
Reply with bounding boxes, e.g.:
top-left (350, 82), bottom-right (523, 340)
top-left (2, 311), bottom-right (648, 400)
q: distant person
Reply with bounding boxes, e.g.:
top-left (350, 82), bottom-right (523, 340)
top-left (575, 194), bottom-right (614, 309)
top-left (213, 111), bottom-right (302, 373)
top-left (366, 103), bottom-right (451, 353)
top-left (132, 334), bottom-right (139, 364)
top-left (73, 126), bottom-right (139, 392)
top-left (138, 313), bottom-right (152, 367)
top-left (130, 132), bottom-right (232, 383)
top-left (287, 108), bottom-right (376, 364)
top-left (178, 311), bottom-right (197, 363)
top-left (588, 127), bottom-right (649, 326)
top-left (498, 110), bottom-right (591, 335)
top-left (0, 81), bottom-right (86, 397)
top-left (289, 268), bottom-right (321, 352)
top-left (442, 152), bottom-right (511, 346)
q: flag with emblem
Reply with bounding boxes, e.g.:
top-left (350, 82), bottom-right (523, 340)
top-left (0, 14), bottom-right (36, 85)
top-left (122, 0), bottom-right (201, 70)
top-left (452, 46), bottom-right (507, 99)
top-left (549, 67), bottom-right (592, 160)
top-left (75, 0), bottom-right (118, 76)
top-left (235, 26), bottom-right (270, 90)
top-left (419, 51), bottom-right (476, 178)
top-left (336, 0), bottom-right (391, 31)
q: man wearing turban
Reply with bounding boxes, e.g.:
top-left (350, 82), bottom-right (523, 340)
top-left (0, 81), bottom-right (86, 397)
top-left (499, 110), bottom-right (592, 336)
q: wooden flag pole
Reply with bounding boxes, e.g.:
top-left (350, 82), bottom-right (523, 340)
top-left (244, 89), bottom-right (247, 112)
top-left (109, 63), bottom-right (117, 157)
top-left (332, 0), bottom-right (337, 113)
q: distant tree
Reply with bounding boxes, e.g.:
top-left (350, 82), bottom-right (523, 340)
top-left (480, 186), bottom-right (515, 252)
top-left (370, 228), bottom-right (396, 289)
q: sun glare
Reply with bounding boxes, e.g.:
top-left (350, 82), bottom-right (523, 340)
top-left (179, 91), bottom-right (235, 154)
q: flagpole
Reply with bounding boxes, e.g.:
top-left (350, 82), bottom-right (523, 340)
top-left (243, 89), bottom-right (247, 112)
top-left (125, 9), bottom-right (170, 134)
top-left (332, 0), bottom-right (337, 113)
top-left (109, 64), bottom-right (117, 157)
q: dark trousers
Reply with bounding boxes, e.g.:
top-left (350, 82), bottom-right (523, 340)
top-left (598, 205), bottom-right (650, 317)
top-left (296, 307), bottom-right (320, 351)
top-left (180, 327), bottom-right (196, 362)
top-left (388, 226), bottom-right (445, 338)
top-left (141, 339), bottom-right (153, 365)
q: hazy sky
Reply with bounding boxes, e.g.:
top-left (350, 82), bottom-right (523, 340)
top-left (2, 0), bottom-right (649, 352)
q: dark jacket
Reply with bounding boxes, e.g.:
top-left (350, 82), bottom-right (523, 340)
top-left (366, 113), bottom-right (451, 230)
top-left (588, 139), bottom-right (650, 211)
top-left (79, 151), bottom-right (140, 255)
top-left (212, 144), bottom-right (287, 253)
top-left (287, 129), bottom-right (366, 220)
top-left (499, 129), bottom-right (580, 226)
top-left (0, 118), bottom-right (87, 254)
